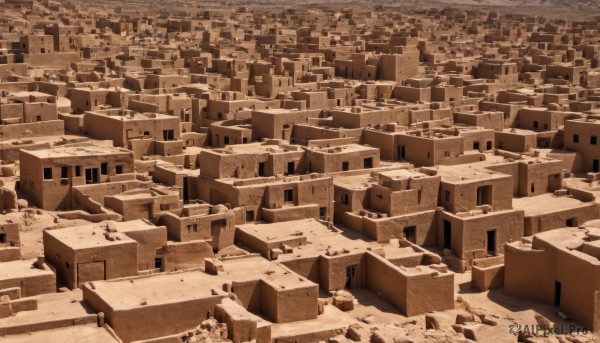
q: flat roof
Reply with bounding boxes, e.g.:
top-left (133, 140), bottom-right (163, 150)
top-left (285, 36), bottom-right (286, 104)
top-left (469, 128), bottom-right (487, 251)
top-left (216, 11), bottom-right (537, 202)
top-left (211, 142), bottom-right (303, 155)
top-left (513, 193), bottom-right (592, 216)
top-left (436, 164), bottom-right (509, 183)
top-left (311, 143), bottom-right (378, 154)
top-left (0, 324), bottom-right (119, 343)
top-left (86, 255), bottom-right (313, 311)
top-left (23, 144), bottom-right (131, 159)
top-left (45, 224), bottom-right (136, 250)
top-left (0, 259), bottom-right (54, 280)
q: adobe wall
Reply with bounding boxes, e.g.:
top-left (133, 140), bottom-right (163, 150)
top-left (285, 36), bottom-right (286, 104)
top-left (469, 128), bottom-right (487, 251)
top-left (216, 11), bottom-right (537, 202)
top-left (439, 210), bottom-right (524, 263)
top-left (83, 285), bottom-right (225, 343)
top-left (260, 279), bottom-right (318, 323)
top-left (524, 202), bottom-right (600, 235)
top-left (158, 240), bottom-right (214, 272)
top-left (318, 252), bottom-right (364, 291)
top-left (361, 130), bottom-right (396, 160)
top-left (279, 256), bottom-right (320, 283)
top-left (122, 227), bottom-right (167, 271)
top-left (83, 113), bottom-right (126, 146)
top-left (22, 52), bottom-right (80, 68)
top-left (362, 210), bottom-right (437, 246)
top-left (0, 266), bottom-right (55, 297)
top-left (0, 120), bottom-right (64, 141)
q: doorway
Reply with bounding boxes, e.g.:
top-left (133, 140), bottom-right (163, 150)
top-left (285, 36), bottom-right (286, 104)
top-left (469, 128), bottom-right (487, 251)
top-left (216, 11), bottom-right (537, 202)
top-left (345, 265), bottom-right (357, 288)
top-left (443, 220), bottom-right (452, 249)
top-left (555, 281), bottom-right (562, 306)
top-left (398, 145), bottom-right (406, 160)
top-left (404, 226), bottom-right (416, 244)
top-left (183, 176), bottom-right (189, 201)
top-left (594, 159), bottom-right (599, 173)
top-left (487, 229), bottom-right (496, 256)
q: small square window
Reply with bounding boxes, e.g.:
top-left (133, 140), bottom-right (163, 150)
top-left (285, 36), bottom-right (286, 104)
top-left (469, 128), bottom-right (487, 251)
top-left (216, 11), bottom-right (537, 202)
top-left (115, 165), bottom-right (123, 174)
top-left (342, 194), bottom-right (349, 205)
top-left (591, 136), bottom-right (597, 145)
top-left (342, 161), bottom-right (349, 171)
top-left (43, 167), bottom-right (53, 180)
top-left (573, 134), bottom-right (579, 143)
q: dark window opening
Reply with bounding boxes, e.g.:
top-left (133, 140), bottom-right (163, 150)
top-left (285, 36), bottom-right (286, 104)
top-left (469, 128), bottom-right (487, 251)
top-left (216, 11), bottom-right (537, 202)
top-left (43, 168), bottom-right (53, 180)
top-left (363, 158), bottom-right (373, 169)
top-left (36, 115), bottom-right (41, 122)
top-left (473, 141), bottom-right (480, 150)
top-left (342, 161), bottom-right (349, 171)
top-left (0, 233), bottom-right (6, 243)
top-left (115, 165), bottom-right (123, 174)
top-left (163, 129), bottom-right (174, 141)
top-left (61, 166), bottom-right (68, 179)
top-left (246, 211), bottom-right (254, 222)
top-left (566, 218), bottom-right (576, 227)
top-left (101, 162), bottom-right (108, 175)
top-left (154, 257), bottom-right (162, 270)
top-left (284, 189), bottom-right (294, 202)
top-left (594, 160), bottom-right (599, 173)
top-left (486, 141), bottom-right (492, 150)
top-left (258, 162), bottom-right (265, 176)
top-left (592, 136), bottom-right (598, 145)
top-left (75, 166), bottom-right (81, 177)
top-left (530, 183), bottom-right (535, 193)
top-left (404, 226), bottom-right (416, 244)
top-left (341, 194), bottom-right (349, 205)
top-left (224, 136), bottom-right (229, 145)
top-left (573, 134), bottom-right (579, 143)
top-left (533, 121), bottom-right (539, 129)
top-left (477, 186), bottom-right (491, 206)
top-left (85, 168), bottom-right (98, 184)
top-left (144, 131), bottom-right (150, 136)
top-left (287, 161), bottom-right (295, 175)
